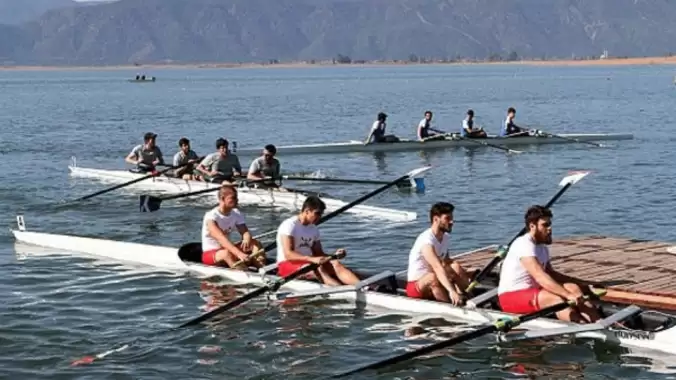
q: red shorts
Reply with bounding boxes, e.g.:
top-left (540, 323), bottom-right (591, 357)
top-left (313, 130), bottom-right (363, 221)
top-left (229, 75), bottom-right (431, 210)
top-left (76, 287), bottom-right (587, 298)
top-left (406, 281), bottom-right (424, 299)
top-left (202, 249), bottom-right (219, 266)
top-left (277, 260), bottom-right (313, 278)
top-left (498, 287), bottom-right (542, 314)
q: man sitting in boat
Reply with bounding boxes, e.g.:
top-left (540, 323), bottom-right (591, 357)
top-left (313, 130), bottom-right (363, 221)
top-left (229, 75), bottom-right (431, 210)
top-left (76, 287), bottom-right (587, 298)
top-left (501, 107), bottom-right (528, 137)
top-left (461, 109), bottom-right (487, 138)
top-left (417, 111), bottom-right (447, 141)
top-left (196, 138), bottom-right (242, 183)
top-left (406, 202), bottom-right (472, 305)
top-left (171, 137), bottom-right (200, 180)
top-left (246, 144), bottom-right (281, 188)
top-left (201, 186), bottom-right (265, 268)
top-left (276, 195), bottom-right (360, 286)
top-left (364, 112), bottom-right (400, 144)
top-left (125, 132), bottom-right (164, 173)
top-left (497, 205), bottom-right (602, 323)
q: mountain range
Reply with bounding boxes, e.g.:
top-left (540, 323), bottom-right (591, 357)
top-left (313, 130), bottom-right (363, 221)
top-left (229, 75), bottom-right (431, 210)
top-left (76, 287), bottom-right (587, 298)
top-left (2, 0), bottom-right (676, 66)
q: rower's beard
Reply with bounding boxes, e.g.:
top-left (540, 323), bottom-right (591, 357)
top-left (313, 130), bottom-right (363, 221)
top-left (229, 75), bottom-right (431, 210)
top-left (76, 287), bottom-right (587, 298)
top-left (440, 225), bottom-right (452, 234)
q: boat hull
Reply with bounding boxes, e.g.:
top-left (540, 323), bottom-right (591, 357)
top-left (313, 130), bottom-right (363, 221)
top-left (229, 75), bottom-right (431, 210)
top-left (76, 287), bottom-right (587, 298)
top-left (10, 226), bottom-right (676, 357)
top-left (232, 133), bottom-right (634, 156)
top-left (68, 164), bottom-right (416, 221)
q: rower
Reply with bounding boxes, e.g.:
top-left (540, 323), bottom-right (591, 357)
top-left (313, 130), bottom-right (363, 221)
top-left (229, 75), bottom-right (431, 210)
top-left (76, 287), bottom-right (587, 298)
top-left (417, 110), bottom-right (446, 141)
top-left (246, 144), bottom-right (281, 188)
top-left (501, 107), bottom-right (528, 137)
top-left (201, 186), bottom-right (265, 268)
top-left (497, 205), bottom-right (602, 323)
top-left (125, 132), bottom-right (164, 173)
top-left (171, 137), bottom-right (200, 180)
top-left (461, 109), bottom-right (487, 138)
top-left (364, 112), bottom-right (399, 144)
top-left (406, 202), bottom-right (472, 305)
top-left (196, 138), bottom-right (242, 183)
top-left (276, 195), bottom-right (360, 286)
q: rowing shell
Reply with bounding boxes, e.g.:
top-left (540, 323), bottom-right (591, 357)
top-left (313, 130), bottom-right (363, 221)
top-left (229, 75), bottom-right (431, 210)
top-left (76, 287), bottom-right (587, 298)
top-left (68, 159), bottom-right (417, 222)
top-left (231, 133), bottom-right (634, 156)
top-left (10, 217), bottom-right (676, 359)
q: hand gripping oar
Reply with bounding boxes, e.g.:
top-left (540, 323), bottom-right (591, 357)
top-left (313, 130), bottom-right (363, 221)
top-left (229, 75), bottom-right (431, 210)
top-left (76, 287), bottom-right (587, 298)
top-left (71, 166), bottom-right (432, 366)
top-left (464, 170), bottom-right (590, 294)
top-left (331, 289), bottom-right (606, 378)
top-left (74, 156), bottom-right (204, 202)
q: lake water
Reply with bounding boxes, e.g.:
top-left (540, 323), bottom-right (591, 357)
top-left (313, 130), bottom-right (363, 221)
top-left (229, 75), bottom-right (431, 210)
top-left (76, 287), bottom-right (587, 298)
top-left (1, 63), bottom-right (675, 379)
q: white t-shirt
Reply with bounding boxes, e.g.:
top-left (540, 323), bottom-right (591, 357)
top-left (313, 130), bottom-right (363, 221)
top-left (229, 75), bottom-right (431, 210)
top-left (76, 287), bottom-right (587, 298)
top-left (407, 228), bottom-right (451, 282)
top-left (497, 234), bottom-right (550, 294)
top-left (275, 216), bottom-right (321, 263)
top-left (201, 207), bottom-right (246, 251)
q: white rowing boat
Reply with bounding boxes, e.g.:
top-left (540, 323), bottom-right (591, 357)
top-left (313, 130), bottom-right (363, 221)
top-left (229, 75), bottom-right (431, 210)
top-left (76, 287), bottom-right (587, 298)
top-left (68, 158), bottom-right (418, 222)
top-left (231, 133), bottom-right (634, 155)
top-left (10, 216), bottom-right (676, 358)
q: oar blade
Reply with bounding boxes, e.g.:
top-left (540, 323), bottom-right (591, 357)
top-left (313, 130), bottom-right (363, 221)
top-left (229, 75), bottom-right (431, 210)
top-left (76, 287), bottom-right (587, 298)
top-left (559, 170), bottom-right (590, 186)
top-left (139, 195), bottom-right (163, 212)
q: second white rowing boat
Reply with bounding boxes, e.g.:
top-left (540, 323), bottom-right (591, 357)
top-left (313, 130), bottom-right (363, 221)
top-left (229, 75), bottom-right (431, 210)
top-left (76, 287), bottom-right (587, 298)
top-left (68, 158), bottom-right (419, 222)
top-left (11, 216), bottom-right (676, 360)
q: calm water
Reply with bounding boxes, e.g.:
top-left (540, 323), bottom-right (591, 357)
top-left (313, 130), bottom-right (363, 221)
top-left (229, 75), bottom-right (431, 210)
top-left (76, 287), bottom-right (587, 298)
top-left (1, 64), bottom-right (676, 379)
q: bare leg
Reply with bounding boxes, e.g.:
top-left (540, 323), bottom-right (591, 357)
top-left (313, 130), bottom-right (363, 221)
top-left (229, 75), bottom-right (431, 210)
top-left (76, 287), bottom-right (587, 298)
top-left (328, 261), bottom-right (360, 285)
top-left (443, 259), bottom-right (471, 292)
top-left (536, 289), bottom-right (586, 323)
top-left (563, 283), bottom-right (601, 323)
top-left (314, 265), bottom-right (343, 286)
top-left (414, 272), bottom-right (450, 302)
top-left (214, 248), bottom-right (240, 268)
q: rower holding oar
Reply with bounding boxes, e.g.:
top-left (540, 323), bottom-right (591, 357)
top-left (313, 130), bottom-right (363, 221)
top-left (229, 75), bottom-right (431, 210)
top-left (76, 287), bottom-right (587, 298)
top-left (196, 138), bottom-right (242, 183)
top-left (417, 110), bottom-right (447, 141)
top-left (501, 107), bottom-right (529, 137)
top-left (171, 137), bottom-right (200, 180)
top-left (276, 195), bottom-right (360, 286)
top-left (125, 132), bottom-right (164, 173)
top-left (406, 202), bottom-right (472, 305)
top-left (461, 109), bottom-right (487, 138)
top-left (497, 205), bottom-right (602, 323)
top-left (364, 112), bottom-right (400, 144)
top-left (201, 186), bottom-right (265, 268)
top-left (246, 144), bottom-right (281, 188)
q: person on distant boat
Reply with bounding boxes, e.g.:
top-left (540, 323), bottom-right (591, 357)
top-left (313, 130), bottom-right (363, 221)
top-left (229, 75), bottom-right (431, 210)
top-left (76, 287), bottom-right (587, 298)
top-left (125, 132), bottom-right (164, 173)
top-left (171, 137), bottom-right (200, 180)
top-left (417, 110), bottom-right (447, 141)
top-left (276, 195), bottom-right (360, 286)
top-left (364, 112), bottom-right (400, 144)
top-left (406, 202), bottom-right (472, 305)
top-left (135, 75), bottom-right (140, 80)
top-left (501, 107), bottom-right (528, 137)
top-left (247, 144), bottom-right (281, 188)
top-left (497, 205), bottom-right (602, 323)
top-left (141, 75), bottom-right (146, 81)
top-left (461, 109), bottom-right (487, 138)
top-left (196, 138), bottom-right (242, 183)
top-left (201, 186), bottom-right (266, 269)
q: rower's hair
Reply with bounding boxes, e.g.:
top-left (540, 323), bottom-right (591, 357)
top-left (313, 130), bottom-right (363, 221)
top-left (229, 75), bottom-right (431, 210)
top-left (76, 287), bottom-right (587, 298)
top-left (425, 110), bottom-right (433, 116)
top-left (216, 138), bottom-right (228, 148)
top-left (525, 205), bottom-right (552, 227)
top-left (218, 185), bottom-right (236, 199)
top-left (508, 107), bottom-right (516, 114)
top-left (430, 202), bottom-right (454, 222)
top-left (178, 137), bottom-right (190, 147)
top-left (264, 144), bottom-right (277, 155)
top-left (302, 195), bottom-right (326, 213)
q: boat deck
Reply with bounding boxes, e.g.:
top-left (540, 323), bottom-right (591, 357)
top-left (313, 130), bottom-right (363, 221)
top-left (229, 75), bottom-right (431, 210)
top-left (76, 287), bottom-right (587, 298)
top-left (456, 235), bottom-right (676, 311)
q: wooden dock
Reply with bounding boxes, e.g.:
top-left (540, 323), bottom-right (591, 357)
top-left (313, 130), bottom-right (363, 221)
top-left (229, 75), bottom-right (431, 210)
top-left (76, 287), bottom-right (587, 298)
top-left (455, 236), bottom-right (676, 311)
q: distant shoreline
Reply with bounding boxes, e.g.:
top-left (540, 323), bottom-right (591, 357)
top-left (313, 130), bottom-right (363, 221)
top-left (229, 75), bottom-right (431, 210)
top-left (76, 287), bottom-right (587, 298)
top-left (2, 55), bottom-right (676, 72)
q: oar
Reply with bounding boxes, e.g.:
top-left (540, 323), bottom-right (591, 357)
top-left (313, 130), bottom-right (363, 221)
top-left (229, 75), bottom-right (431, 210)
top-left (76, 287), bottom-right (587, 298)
top-left (530, 127), bottom-right (607, 148)
top-left (457, 135), bottom-right (523, 154)
top-left (464, 170), bottom-right (590, 293)
top-left (331, 289), bottom-right (606, 378)
top-left (179, 165), bottom-right (432, 326)
top-left (71, 166), bottom-right (433, 365)
top-left (280, 175), bottom-right (420, 191)
top-left (74, 157), bottom-right (204, 202)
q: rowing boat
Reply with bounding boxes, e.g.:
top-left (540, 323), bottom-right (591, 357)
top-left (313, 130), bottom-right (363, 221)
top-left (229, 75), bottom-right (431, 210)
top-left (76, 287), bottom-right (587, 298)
top-left (68, 158), bottom-right (417, 221)
top-left (10, 216), bottom-right (676, 358)
top-left (231, 133), bottom-right (634, 156)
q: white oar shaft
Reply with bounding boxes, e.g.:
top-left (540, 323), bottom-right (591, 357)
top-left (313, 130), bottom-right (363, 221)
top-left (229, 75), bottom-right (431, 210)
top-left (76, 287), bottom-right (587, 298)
top-left (273, 270), bottom-right (396, 300)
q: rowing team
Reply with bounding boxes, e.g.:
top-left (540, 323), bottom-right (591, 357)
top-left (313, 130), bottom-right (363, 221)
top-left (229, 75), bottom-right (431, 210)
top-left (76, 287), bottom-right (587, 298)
top-left (364, 107), bottom-right (531, 144)
top-left (201, 185), bottom-right (602, 324)
top-left (125, 132), bottom-right (280, 186)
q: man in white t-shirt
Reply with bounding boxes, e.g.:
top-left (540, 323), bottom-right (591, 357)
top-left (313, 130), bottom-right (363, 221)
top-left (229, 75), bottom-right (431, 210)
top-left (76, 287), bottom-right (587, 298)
top-left (364, 112), bottom-right (400, 144)
top-left (201, 186), bottom-right (265, 268)
top-left (417, 110), bottom-right (447, 141)
top-left (406, 202), bottom-right (472, 305)
top-left (276, 195), bottom-right (360, 286)
top-left (497, 205), bottom-right (601, 323)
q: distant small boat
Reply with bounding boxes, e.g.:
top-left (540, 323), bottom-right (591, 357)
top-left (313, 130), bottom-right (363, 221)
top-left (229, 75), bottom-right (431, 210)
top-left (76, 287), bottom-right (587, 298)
top-left (128, 76), bottom-right (156, 82)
